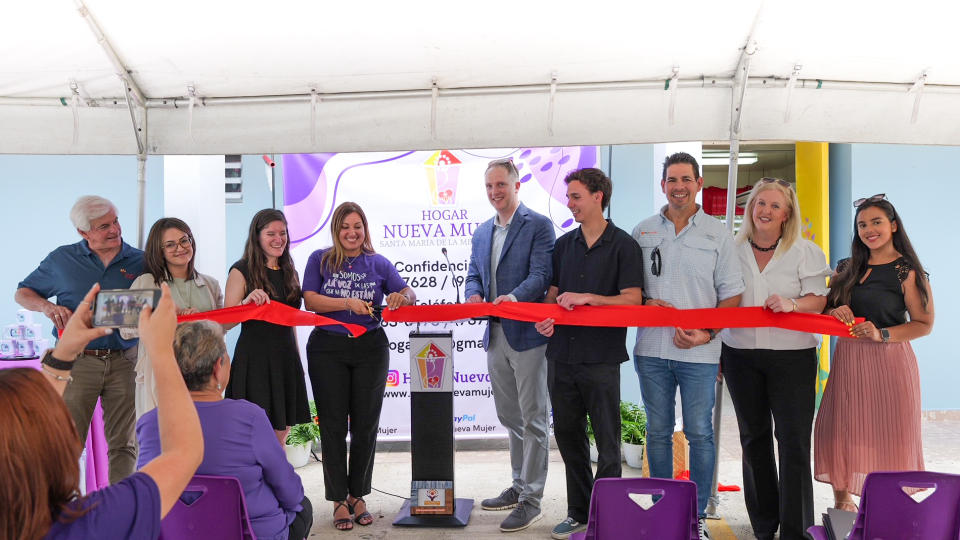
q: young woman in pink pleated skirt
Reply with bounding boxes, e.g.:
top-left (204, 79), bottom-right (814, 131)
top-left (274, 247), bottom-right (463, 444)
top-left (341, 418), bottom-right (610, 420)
top-left (814, 194), bottom-right (934, 511)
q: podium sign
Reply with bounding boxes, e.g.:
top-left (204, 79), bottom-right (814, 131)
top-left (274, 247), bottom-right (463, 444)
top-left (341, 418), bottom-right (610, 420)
top-left (393, 331), bottom-right (473, 527)
top-left (409, 336), bottom-right (453, 392)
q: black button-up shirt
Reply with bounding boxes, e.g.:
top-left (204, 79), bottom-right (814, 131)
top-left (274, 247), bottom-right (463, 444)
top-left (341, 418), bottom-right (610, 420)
top-left (546, 220), bottom-right (643, 364)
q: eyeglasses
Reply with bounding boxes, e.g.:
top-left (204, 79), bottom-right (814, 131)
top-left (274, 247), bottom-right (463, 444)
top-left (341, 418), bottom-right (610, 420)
top-left (487, 157), bottom-right (518, 174)
top-left (650, 247), bottom-right (662, 277)
top-left (759, 177), bottom-right (792, 188)
top-left (853, 193), bottom-right (887, 208)
top-left (162, 236), bottom-right (194, 252)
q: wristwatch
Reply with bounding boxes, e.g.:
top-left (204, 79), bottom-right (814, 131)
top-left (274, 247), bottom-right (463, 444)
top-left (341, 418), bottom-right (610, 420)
top-left (880, 328), bottom-right (890, 343)
top-left (705, 329), bottom-right (718, 341)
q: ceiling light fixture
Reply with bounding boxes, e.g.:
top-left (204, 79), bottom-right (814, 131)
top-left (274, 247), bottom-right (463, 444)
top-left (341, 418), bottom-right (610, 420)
top-left (702, 151), bottom-right (758, 166)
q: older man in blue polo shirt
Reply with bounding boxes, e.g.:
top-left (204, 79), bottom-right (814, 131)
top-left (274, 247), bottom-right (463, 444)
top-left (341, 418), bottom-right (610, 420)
top-left (16, 195), bottom-right (144, 483)
top-left (633, 153), bottom-right (744, 540)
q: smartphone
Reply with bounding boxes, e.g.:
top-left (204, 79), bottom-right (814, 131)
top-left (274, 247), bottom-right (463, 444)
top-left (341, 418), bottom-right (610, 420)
top-left (92, 289), bottom-right (162, 328)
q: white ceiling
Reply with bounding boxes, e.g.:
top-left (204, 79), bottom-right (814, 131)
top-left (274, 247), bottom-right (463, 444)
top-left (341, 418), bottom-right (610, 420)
top-left (2, 0), bottom-right (959, 154)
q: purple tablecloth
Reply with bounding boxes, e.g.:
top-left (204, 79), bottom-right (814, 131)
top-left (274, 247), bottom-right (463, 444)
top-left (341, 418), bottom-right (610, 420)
top-left (0, 358), bottom-right (109, 493)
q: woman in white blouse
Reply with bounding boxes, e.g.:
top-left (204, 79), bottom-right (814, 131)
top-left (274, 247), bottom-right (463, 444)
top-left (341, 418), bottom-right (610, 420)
top-left (124, 218), bottom-right (224, 419)
top-left (720, 178), bottom-right (831, 540)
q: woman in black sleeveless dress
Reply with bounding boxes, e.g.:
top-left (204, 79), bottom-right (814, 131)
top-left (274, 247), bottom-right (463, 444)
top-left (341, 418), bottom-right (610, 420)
top-left (224, 209), bottom-right (310, 445)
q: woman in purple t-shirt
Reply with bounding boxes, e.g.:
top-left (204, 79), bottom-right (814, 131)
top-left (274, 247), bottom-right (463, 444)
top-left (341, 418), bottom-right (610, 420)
top-left (0, 284), bottom-right (203, 540)
top-left (302, 202), bottom-right (415, 531)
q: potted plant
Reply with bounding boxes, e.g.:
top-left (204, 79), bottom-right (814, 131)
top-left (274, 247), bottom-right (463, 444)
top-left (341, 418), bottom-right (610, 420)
top-left (285, 401), bottom-right (321, 469)
top-left (620, 400), bottom-right (646, 469)
top-left (309, 400), bottom-right (321, 453)
top-left (586, 416), bottom-right (598, 463)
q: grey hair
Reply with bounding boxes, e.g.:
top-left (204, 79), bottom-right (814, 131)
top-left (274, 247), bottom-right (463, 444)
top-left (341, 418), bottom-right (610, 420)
top-left (70, 195), bottom-right (118, 232)
top-left (173, 321), bottom-right (227, 391)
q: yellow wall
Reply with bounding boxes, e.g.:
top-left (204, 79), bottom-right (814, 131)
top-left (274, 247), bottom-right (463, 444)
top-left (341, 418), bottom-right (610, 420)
top-left (794, 142), bottom-right (831, 402)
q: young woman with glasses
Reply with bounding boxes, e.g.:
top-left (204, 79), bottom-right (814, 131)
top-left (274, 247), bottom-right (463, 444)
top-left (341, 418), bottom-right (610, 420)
top-left (124, 217), bottom-right (223, 419)
top-left (814, 195), bottom-right (934, 512)
top-left (719, 178), bottom-right (831, 540)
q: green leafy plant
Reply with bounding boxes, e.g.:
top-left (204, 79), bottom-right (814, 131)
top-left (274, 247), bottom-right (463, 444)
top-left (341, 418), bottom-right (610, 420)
top-left (586, 416), bottom-right (595, 443)
top-left (620, 400), bottom-right (646, 446)
top-left (286, 400), bottom-right (321, 446)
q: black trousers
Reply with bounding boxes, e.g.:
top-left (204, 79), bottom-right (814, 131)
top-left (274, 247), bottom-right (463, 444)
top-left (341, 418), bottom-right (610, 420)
top-left (547, 360), bottom-right (622, 523)
top-left (288, 496), bottom-right (313, 539)
top-left (721, 344), bottom-right (817, 540)
top-left (307, 327), bottom-right (389, 501)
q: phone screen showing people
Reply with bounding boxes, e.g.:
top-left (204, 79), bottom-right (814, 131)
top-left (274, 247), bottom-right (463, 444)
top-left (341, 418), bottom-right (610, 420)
top-left (92, 289), bottom-right (162, 328)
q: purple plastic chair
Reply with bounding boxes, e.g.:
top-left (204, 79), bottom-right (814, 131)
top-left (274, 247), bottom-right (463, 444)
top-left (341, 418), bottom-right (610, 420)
top-left (570, 477), bottom-right (699, 540)
top-left (808, 470), bottom-right (960, 540)
top-left (159, 475), bottom-right (255, 540)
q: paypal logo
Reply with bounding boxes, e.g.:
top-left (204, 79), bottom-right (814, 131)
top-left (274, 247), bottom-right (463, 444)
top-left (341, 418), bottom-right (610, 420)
top-left (454, 414), bottom-right (476, 423)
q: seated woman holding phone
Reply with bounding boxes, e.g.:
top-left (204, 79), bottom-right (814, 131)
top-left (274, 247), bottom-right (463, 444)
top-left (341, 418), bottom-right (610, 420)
top-left (0, 283), bottom-right (204, 539)
top-left (121, 217), bottom-right (224, 419)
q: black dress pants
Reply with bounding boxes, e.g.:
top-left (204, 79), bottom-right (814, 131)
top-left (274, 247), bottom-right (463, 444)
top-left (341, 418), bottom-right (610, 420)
top-left (307, 327), bottom-right (389, 501)
top-left (547, 360), bottom-right (622, 523)
top-left (721, 344), bottom-right (817, 540)
top-left (288, 496), bottom-right (313, 539)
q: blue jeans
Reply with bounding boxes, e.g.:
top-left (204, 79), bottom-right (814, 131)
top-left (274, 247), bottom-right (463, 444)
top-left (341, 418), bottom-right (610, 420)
top-left (634, 355), bottom-right (717, 516)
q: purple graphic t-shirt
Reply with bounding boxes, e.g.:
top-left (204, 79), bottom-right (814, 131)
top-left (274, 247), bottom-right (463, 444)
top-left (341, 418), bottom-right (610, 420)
top-left (302, 249), bottom-right (408, 333)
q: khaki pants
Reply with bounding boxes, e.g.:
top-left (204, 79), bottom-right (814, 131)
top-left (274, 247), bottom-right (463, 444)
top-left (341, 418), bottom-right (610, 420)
top-left (62, 347), bottom-right (138, 484)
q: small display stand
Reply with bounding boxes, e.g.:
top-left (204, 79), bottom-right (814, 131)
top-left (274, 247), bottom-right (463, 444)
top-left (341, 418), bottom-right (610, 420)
top-left (393, 331), bottom-right (473, 527)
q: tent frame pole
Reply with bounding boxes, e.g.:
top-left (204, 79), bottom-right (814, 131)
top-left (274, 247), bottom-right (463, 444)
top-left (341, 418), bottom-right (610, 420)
top-left (705, 25), bottom-right (758, 520)
top-left (76, 0), bottom-right (150, 247)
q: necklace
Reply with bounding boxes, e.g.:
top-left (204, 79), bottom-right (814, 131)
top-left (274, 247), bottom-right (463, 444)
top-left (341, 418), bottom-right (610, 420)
top-left (345, 254), bottom-right (360, 269)
top-left (749, 238), bottom-right (779, 252)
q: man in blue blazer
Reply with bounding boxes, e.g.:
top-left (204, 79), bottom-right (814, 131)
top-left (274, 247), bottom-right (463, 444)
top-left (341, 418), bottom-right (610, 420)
top-left (465, 158), bottom-right (555, 532)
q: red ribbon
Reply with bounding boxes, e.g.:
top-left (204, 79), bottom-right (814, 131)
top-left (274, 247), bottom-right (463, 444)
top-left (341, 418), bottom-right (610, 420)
top-left (177, 302), bottom-right (367, 337)
top-left (169, 301), bottom-right (858, 338)
top-left (381, 302), bottom-right (860, 338)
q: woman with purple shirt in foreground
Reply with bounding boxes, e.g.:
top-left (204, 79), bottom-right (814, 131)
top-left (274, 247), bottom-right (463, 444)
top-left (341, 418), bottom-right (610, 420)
top-left (0, 283), bottom-right (203, 540)
top-left (302, 202), bottom-right (415, 531)
top-left (137, 320), bottom-right (313, 540)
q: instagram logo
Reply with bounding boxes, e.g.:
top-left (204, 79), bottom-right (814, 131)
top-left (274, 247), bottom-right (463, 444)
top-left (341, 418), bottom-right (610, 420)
top-left (386, 370), bottom-right (400, 387)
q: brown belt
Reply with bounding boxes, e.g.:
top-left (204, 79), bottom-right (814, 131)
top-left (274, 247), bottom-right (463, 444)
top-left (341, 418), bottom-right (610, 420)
top-left (83, 348), bottom-right (122, 358)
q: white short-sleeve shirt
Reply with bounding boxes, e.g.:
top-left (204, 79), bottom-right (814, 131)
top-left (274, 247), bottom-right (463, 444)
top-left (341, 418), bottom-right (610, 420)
top-left (721, 238), bottom-right (831, 350)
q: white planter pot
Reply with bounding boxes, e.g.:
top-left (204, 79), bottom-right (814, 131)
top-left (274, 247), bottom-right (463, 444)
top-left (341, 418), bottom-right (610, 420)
top-left (285, 443), bottom-right (311, 468)
top-left (589, 441), bottom-right (598, 463)
top-left (623, 442), bottom-right (644, 469)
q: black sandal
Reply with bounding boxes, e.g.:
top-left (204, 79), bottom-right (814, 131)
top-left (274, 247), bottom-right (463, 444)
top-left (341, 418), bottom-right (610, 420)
top-left (349, 496), bottom-right (373, 526)
top-left (333, 501), bottom-right (353, 531)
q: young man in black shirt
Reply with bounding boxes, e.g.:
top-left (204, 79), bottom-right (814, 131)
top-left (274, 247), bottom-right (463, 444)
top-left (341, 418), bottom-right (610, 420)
top-left (534, 168), bottom-right (644, 539)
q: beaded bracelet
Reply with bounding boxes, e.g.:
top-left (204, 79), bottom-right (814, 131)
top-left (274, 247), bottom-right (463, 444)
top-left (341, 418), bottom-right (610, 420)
top-left (41, 365), bottom-right (73, 383)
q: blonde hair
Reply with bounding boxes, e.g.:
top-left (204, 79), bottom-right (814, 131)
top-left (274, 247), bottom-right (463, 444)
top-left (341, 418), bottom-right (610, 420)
top-left (736, 179), bottom-right (802, 253)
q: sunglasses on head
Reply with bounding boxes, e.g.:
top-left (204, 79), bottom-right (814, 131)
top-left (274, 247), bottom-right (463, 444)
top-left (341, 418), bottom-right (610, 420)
top-left (488, 157), bottom-right (518, 173)
top-left (759, 177), bottom-right (792, 188)
top-left (853, 193), bottom-right (887, 208)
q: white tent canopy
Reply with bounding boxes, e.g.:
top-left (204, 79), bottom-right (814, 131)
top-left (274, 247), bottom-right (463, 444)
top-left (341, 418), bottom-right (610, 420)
top-left (3, 0), bottom-right (960, 155)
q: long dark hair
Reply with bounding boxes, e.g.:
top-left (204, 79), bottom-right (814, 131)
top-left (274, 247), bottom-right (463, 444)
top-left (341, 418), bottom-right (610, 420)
top-left (827, 199), bottom-right (930, 310)
top-left (241, 209), bottom-right (301, 304)
top-left (0, 369), bottom-right (91, 539)
top-left (321, 202), bottom-right (375, 273)
top-left (144, 217), bottom-right (196, 286)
